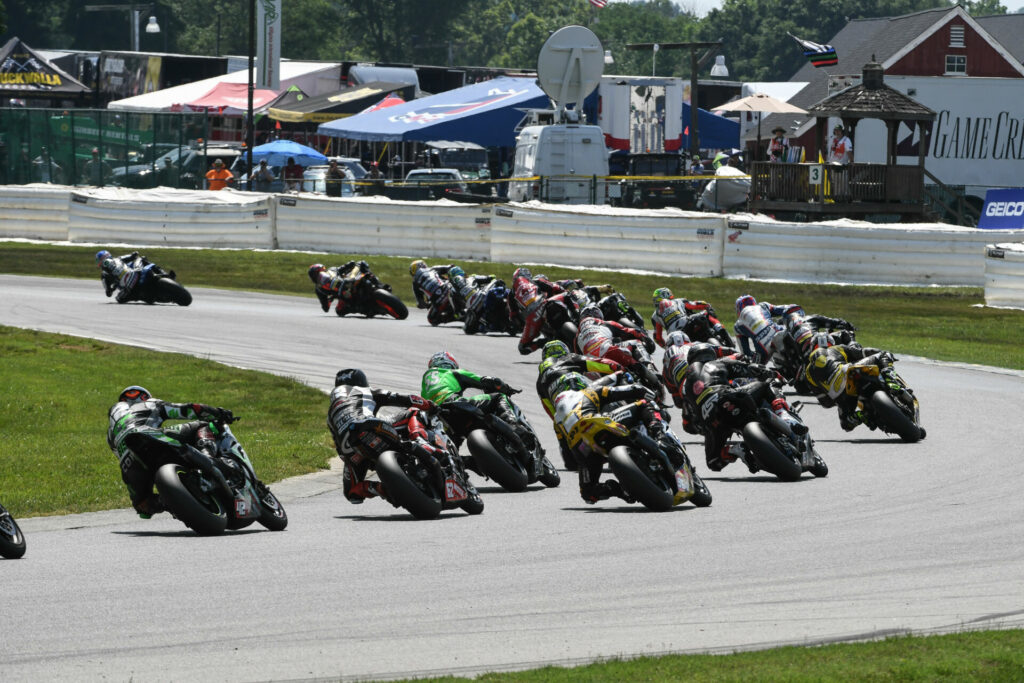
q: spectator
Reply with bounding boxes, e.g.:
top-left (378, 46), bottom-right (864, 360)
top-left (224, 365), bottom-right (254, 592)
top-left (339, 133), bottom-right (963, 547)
top-left (158, 157), bottom-right (177, 187)
top-left (82, 147), bottom-right (114, 186)
top-left (282, 157), bottom-right (304, 191)
top-left (324, 159), bottom-right (346, 197)
top-left (33, 146), bottom-right (65, 184)
top-left (829, 124), bottom-right (853, 165)
top-left (14, 144), bottom-right (33, 184)
top-left (204, 158), bottom-right (234, 191)
top-left (366, 160), bottom-right (384, 195)
top-left (253, 159), bottom-right (275, 192)
top-left (768, 126), bottom-right (790, 163)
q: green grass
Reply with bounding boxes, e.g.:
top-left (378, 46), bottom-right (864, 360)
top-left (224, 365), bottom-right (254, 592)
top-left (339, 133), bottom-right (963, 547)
top-left (407, 629), bottom-right (1024, 681)
top-left (2, 241), bottom-right (1022, 369)
top-left (0, 326), bottom-right (332, 517)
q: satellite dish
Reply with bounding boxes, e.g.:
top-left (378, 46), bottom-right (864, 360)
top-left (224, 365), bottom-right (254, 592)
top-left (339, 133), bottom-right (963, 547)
top-left (536, 25), bottom-right (604, 110)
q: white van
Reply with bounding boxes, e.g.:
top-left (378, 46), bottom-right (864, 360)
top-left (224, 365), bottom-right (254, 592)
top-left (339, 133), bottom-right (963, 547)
top-left (508, 124), bottom-right (609, 205)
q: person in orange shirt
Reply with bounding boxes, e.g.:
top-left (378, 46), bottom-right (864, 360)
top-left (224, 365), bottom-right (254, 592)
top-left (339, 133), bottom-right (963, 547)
top-left (205, 158), bottom-right (234, 191)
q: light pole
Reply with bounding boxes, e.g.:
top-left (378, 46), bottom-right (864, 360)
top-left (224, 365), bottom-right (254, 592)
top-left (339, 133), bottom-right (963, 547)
top-left (246, 0), bottom-right (255, 190)
top-left (84, 4), bottom-right (160, 51)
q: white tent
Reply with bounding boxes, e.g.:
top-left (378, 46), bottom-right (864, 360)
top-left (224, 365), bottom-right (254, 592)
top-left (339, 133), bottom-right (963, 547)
top-left (107, 60), bottom-right (341, 112)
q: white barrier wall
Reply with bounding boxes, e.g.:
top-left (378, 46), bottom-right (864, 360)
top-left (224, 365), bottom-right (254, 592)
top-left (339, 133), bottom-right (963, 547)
top-left (274, 195), bottom-right (492, 260)
top-left (0, 185), bottom-right (71, 241)
top-left (984, 243), bottom-right (1024, 309)
top-left (722, 217), bottom-right (1024, 286)
top-left (67, 188), bottom-right (275, 249)
top-left (491, 203), bottom-right (726, 277)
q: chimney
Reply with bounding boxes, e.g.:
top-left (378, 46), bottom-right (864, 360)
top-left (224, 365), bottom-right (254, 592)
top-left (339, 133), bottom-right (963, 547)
top-left (863, 61), bottom-right (884, 90)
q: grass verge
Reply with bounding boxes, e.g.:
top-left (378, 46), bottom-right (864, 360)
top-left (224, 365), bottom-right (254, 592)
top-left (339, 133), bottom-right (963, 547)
top-left (0, 326), bottom-right (332, 517)
top-left (2, 241), bottom-right (1021, 370)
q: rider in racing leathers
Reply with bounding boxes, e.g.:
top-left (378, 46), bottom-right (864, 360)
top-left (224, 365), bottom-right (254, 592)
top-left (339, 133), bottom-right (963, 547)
top-left (650, 287), bottom-right (732, 348)
top-left (550, 371), bottom-right (667, 504)
top-left (308, 260), bottom-right (384, 316)
top-left (328, 368), bottom-right (437, 503)
top-left (410, 259), bottom-right (461, 325)
top-left (511, 267), bottom-right (552, 355)
top-left (660, 331), bottom-right (740, 432)
top-left (96, 249), bottom-right (152, 303)
top-left (803, 343), bottom-right (889, 432)
top-left (733, 294), bottom-right (801, 363)
top-left (106, 385), bottom-right (234, 517)
top-left (575, 304), bottom-right (656, 369)
top-left (681, 355), bottom-right (805, 472)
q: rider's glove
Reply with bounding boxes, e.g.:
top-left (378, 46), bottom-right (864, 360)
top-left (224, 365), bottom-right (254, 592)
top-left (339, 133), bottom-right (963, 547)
top-left (409, 395), bottom-right (435, 412)
top-left (642, 336), bottom-right (656, 354)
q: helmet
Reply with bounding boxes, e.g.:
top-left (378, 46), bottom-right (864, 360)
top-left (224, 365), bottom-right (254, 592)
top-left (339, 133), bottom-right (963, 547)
top-left (410, 259), bottom-right (427, 276)
top-left (335, 368), bottom-right (368, 387)
top-left (512, 267), bottom-right (532, 281)
top-left (118, 385), bottom-right (150, 405)
top-left (448, 265), bottom-right (465, 279)
top-left (652, 287), bottom-right (673, 305)
top-left (804, 331), bottom-right (835, 355)
top-left (428, 351), bottom-right (458, 370)
top-left (579, 304), bottom-right (603, 321)
top-left (735, 294), bottom-right (757, 315)
top-left (553, 372), bottom-right (589, 396)
top-left (805, 349), bottom-right (847, 397)
top-left (95, 250), bottom-right (112, 267)
top-left (665, 331), bottom-right (690, 348)
top-left (542, 340), bottom-right (570, 361)
top-left (308, 263), bottom-right (325, 283)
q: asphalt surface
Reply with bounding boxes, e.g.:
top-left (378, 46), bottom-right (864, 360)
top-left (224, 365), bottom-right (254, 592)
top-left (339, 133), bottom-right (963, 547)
top-left (2, 274), bottom-right (1023, 682)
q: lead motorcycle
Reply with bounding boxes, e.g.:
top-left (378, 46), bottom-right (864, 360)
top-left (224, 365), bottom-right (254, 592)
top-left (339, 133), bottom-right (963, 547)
top-left (437, 396), bottom-right (560, 492)
top-left (374, 408), bottom-right (484, 519)
top-left (154, 415), bottom-right (288, 535)
top-left (0, 500), bottom-right (26, 559)
top-left (848, 354), bottom-right (925, 443)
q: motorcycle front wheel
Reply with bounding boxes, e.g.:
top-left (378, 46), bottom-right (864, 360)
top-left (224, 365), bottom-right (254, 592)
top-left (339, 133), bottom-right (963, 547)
top-left (155, 464), bottom-right (228, 535)
top-left (608, 446), bottom-right (674, 511)
top-left (0, 509), bottom-right (26, 559)
top-left (372, 289), bottom-right (409, 320)
top-left (257, 483), bottom-right (288, 531)
top-left (742, 423), bottom-right (802, 481)
top-left (870, 392), bottom-right (923, 442)
top-left (377, 451), bottom-right (443, 520)
top-left (153, 278), bottom-right (192, 306)
top-left (467, 430), bottom-right (528, 492)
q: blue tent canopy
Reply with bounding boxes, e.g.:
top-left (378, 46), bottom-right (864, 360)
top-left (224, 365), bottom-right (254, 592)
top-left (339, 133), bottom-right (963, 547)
top-left (317, 76), bottom-right (550, 148)
top-left (682, 103), bottom-right (740, 151)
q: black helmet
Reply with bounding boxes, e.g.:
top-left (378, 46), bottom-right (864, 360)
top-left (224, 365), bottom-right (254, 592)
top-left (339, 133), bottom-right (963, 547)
top-left (335, 368), bottom-right (368, 387)
top-left (308, 263), bottom-right (325, 284)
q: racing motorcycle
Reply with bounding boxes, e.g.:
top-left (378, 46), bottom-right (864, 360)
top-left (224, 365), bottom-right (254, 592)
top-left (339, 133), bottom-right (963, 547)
top-left (849, 354), bottom-right (925, 443)
top-left (374, 408), bottom-right (484, 519)
top-left (437, 396), bottom-right (560, 492)
top-left (706, 381), bottom-right (828, 482)
top-left (123, 262), bottom-right (192, 306)
top-left (426, 279), bottom-right (464, 326)
top-left (463, 278), bottom-right (519, 336)
top-left (563, 402), bottom-right (711, 511)
top-left (340, 270), bottom-right (408, 320)
top-left (771, 319), bottom-right (856, 394)
top-left (598, 292), bottom-right (647, 332)
top-left (154, 415), bottom-right (288, 535)
top-left (680, 309), bottom-right (734, 348)
top-left (0, 500), bottom-right (26, 559)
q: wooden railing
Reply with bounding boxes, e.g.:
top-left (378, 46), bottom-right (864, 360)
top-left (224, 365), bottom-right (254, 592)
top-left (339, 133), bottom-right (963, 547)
top-left (750, 162), bottom-right (925, 205)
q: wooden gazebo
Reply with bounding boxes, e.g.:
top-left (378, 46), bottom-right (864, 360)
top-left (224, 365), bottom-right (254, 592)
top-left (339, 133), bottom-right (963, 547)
top-left (748, 61), bottom-right (938, 222)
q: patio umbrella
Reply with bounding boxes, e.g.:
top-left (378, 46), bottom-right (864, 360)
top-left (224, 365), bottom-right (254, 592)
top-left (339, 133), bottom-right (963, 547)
top-left (711, 93), bottom-right (807, 161)
top-left (251, 139), bottom-right (328, 167)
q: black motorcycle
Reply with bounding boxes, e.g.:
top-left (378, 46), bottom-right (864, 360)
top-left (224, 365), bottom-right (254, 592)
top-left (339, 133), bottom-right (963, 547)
top-left (0, 500), bottom-right (26, 559)
top-left (850, 355), bottom-right (925, 442)
top-left (154, 416), bottom-right (288, 535)
top-left (464, 279), bottom-right (519, 336)
top-left (374, 409), bottom-right (484, 519)
top-left (341, 270), bottom-right (408, 320)
top-left (438, 396), bottom-right (560, 492)
top-left (598, 292), bottom-right (647, 332)
top-left (122, 261), bottom-right (192, 306)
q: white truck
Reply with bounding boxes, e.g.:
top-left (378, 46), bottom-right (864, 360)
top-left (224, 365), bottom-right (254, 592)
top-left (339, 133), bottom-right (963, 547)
top-left (508, 123), bottom-right (609, 204)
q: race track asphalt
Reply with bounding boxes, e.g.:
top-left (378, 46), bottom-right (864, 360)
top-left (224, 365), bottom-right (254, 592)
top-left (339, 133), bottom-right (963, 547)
top-left (2, 274), bottom-right (1023, 682)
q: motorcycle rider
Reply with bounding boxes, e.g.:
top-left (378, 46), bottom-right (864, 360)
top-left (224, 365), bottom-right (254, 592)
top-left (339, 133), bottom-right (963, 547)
top-left (328, 368), bottom-right (438, 504)
top-left (733, 294), bottom-right (800, 364)
top-left (550, 371), bottom-right (667, 504)
top-left (650, 287), bottom-right (732, 348)
top-left (576, 304), bottom-right (657, 370)
top-left (511, 267), bottom-right (552, 355)
top-left (106, 385), bottom-right (234, 518)
top-left (410, 259), bottom-right (461, 325)
top-left (535, 340), bottom-right (623, 470)
top-left (803, 343), bottom-right (892, 432)
top-left (96, 249), bottom-right (152, 303)
top-left (660, 331), bottom-right (740, 430)
top-left (681, 355), bottom-right (806, 472)
top-left (308, 260), bottom-right (383, 316)
top-left (781, 306), bottom-right (857, 355)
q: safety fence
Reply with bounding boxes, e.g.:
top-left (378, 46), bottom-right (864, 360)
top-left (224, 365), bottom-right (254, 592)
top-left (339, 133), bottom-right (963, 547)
top-left (1, 185), bottom-right (1024, 299)
top-left (984, 243), bottom-right (1024, 309)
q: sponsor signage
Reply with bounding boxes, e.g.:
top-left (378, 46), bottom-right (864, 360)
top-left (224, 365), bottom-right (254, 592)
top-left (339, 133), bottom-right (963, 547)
top-left (978, 188), bottom-right (1024, 229)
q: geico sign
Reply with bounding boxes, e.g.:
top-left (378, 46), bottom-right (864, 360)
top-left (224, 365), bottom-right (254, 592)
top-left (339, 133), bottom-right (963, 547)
top-left (985, 201), bottom-right (1024, 216)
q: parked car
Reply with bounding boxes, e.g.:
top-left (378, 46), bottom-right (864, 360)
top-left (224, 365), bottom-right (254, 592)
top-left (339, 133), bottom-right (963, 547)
top-left (403, 168), bottom-right (468, 198)
top-left (302, 164), bottom-right (357, 196)
top-left (111, 144), bottom-right (243, 190)
top-left (328, 156), bottom-right (368, 180)
top-left (615, 152), bottom-right (696, 210)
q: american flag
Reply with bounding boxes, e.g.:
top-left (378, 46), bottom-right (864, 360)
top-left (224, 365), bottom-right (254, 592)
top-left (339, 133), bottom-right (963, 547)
top-left (589, 0), bottom-right (608, 8)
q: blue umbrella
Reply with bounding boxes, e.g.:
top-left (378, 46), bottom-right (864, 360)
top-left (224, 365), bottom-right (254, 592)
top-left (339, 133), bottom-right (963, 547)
top-left (251, 139), bottom-right (327, 167)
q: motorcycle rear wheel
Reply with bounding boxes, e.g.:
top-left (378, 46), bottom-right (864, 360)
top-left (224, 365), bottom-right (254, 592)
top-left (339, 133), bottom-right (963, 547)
top-left (560, 321), bottom-right (579, 350)
top-left (467, 430), bottom-right (528, 492)
top-left (257, 483), bottom-right (288, 531)
top-left (155, 464), bottom-right (228, 535)
top-left (0, 510), bottom-right (26, 559)
top-left (608, 446), bottom-right (674, 511)
top-left (870, 392), bottom-right (922, 442)
top-left (372, 289), bottom-right (408, 320)
top-left (153, 277), bottom-right (192, 306)
top-left (742, 423), bottom-right (802, 482)
top-left (377, 451), bottom-right (443, 520)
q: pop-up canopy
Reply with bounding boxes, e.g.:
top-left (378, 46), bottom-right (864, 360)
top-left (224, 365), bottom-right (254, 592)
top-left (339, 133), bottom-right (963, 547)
top-left (0, 37), bottom-right (90, 96)
top-left (174, 82), bottom-right (281, 116)
top-left (317, 76), bottom-right (549, 147)
top-left (682, 103), bottom-right (740, 151)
